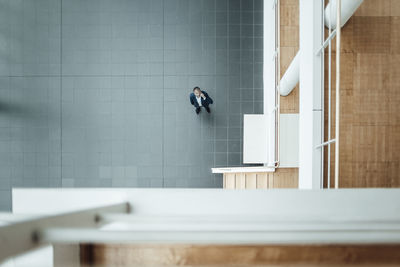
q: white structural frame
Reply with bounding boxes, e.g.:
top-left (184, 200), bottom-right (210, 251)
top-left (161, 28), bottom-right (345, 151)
top-left (327, 0), bottom-right (334, 188)
top-left (263, 0), bottom-right (280, 168)
top-left (298, 0), bottom-right (324, 189)
top-left (334, 0), bottom-right (341, 189)
top-left (274, 0), bottom-right (281, 168)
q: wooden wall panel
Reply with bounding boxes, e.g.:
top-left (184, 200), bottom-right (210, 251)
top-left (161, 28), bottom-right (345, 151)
top-left (280, 0), bottom-right (299, 114)
top-left (391, 17), bottom-right (400, 54)
top-left (280, 4), bottom-right (298, 26)
top-left (80, 244), bottom-right (400, 267)
top-left (326, 17), bottom-right (355, 53)
top-left (392, 0), bottom-right (400, 16)
top-left (278, 0), bottom-right (300, 185)
top-left (355, 0), bottom-right (391, 16)
top-left (280, 26), bottom-right (299, 47)
top-left (353, 17), bottom-right (391, 54)
top-left (389, 161), bottom-right (400, 187)
top-left (324, 0), bottom-right (400, 188)
top-left (269, 168), bottom-right (298, 188)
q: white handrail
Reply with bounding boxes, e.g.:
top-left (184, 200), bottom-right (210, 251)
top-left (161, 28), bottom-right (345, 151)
top-left (315, 138), bottom-right (336, 149)
top-left (316, 29), bottom-right (337, 55)
top-left (39, 226), bottom-right (400, 245)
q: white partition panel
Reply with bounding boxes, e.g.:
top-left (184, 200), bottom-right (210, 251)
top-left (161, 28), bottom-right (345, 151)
top-left (242, 0), bottom-right (278, 166)
top-left (279, 114), bottom-right (299, 167)
top-left (243, 115), bottom-right (268, 164)
top-left (243, 114), bottom-right (298, 167)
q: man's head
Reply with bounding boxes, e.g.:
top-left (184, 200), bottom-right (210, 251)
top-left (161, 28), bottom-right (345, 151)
top-left (193, 86), bottom-right (202, 97)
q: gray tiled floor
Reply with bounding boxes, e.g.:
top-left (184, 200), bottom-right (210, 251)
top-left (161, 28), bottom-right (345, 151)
top-left (0, 0), bottom-right (263, 211)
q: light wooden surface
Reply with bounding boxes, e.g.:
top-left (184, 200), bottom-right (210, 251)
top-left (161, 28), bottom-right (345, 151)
top-left (279, 0), bottom-right (400, 188)
top-left (280, 0), bottom-right (299, 114)
top-left (324, 0), bottom-right (400, 188)
top-left (80, 244), bottom-right (400, 267)
top-left (223, 168), bottom-right (298, 189)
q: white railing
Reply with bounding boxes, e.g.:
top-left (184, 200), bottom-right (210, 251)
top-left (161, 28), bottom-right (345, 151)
top-left (2, 203), bottom-right (400, 259)
top-left (266, 0), bottom-right (280, 168)
top-left (3, 188), bottom-right (400, 264)
top-left (316, 0), bottom-right (363, 188)
top-left (316, 0), bottom-right (342, 189)
top-left (0, 202), bottom-right (129, 263)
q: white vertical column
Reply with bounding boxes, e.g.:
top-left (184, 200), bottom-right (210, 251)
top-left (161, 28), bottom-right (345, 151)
top-left (334, 0), bottom-right (341, 189)
top-left (298, 0), bottom-right (323, 189)
top-left (263, 0), bottom-right (277, 166)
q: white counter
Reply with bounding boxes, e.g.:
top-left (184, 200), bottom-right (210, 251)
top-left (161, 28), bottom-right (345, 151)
top-left (211, 166), bottom-right (275, 174)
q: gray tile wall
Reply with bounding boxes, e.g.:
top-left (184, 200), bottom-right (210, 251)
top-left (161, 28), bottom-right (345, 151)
top-left (0, 0), bottom-right (62, 211)
top-left (0, 0), bottom-right (263, 211)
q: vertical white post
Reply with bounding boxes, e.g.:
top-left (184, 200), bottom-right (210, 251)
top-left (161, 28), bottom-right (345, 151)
top-left (334, 0), bottom-right (341, 189)
top-left (275, 0), bottom-right (280, 167)
top-left (263, 0), bottom-right (277, 166)
top-left (327, 0), bottom-right (333, 188)
top-left (299, 0), bottom-right (323, 189)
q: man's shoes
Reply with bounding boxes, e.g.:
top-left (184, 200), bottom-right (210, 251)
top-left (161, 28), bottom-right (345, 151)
top-left (205, 106), bottom-right (211, 113)
top-left (196, 107), bottom-right (201, 114)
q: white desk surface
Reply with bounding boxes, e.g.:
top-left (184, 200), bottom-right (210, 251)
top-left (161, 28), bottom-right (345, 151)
top-left (211, 166), bottom-right (276, 174)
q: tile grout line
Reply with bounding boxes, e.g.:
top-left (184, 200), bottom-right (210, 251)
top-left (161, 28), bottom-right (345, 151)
top-left (162, 0), bottom-right (165, 188)
top-left (227, 0), bottom-right (230, 170)
top-left (0, 75), bottom-right (235, 78)
top-left (253, 0), bottom-right (255, 114)
top-left (239, 0), bottom-right (243, 166)
top-left (214, 0), bottom-right (217, 186)
top-left (60, 0), bottom-right (63, 187)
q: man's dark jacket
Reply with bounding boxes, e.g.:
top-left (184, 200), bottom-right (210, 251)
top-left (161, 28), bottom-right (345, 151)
top-left (189, 91), bottom-right (213, 108)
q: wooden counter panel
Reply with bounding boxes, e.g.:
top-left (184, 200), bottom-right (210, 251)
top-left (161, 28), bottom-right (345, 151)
top-left (245, 173), bottom-right (257, 189)
top-left (222, 168), bottom-right (298, 189)
top-left (256, 173), bottom-right (269, 189)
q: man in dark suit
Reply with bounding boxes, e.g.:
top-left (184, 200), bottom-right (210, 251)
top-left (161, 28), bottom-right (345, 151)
top-left (189, 86), bottom-right (213, 114)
